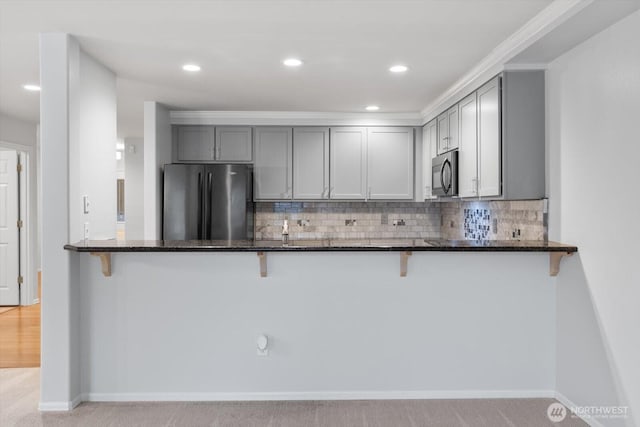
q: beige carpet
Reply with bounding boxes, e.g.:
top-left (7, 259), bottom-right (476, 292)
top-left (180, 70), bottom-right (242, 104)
top-left (0, 368), bottom-right (588, 427)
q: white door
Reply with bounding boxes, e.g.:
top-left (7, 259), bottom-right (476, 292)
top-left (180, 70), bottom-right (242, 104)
top-left (254, 127), bottom-right (293, 200)
top-left (458, 92), bottom-right (478, 198)
top-left (329, 127), bottom-right (367, 200)
top-left (367, 127), bottom-right (413, 200)
top-left (0, 150), bottom-right (19, 305)
top-left (293, 127), bottom-right (329, 199)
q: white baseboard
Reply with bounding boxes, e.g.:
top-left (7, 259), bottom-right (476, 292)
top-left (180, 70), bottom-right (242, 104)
top-left (555, 391), bottom-right (604, 427)
top-left (84, 389), bottom-right (556, 402)
top-left (38, 395), bottom-right (82, 412)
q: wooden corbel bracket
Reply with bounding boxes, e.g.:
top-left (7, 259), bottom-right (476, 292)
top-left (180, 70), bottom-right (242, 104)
top-left (550, 252), bottom-right (573, 277)
top-left (400, 251), bottom-right (412, 277)
top-left (257, 252), bottom-right (267, 278)
top-left (90, 252), bottom-right (112, 277)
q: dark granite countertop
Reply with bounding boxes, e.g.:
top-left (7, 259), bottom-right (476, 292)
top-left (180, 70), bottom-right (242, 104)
top-left (64, 239), bottom-right (578, 253)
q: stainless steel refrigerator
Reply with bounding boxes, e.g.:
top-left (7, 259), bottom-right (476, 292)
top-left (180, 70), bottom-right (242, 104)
top-left (163, 164), bottom-right (254, 240)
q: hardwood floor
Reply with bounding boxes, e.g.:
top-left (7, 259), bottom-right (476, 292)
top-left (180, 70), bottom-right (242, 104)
top-left (0, 273), bottom-right (41, 368)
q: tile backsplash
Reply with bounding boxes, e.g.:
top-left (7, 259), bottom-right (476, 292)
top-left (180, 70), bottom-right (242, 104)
top-left (440, 200), bottom-right (546, 241)
top-left (255, 202), bottom-right (441, 240)
top-left (255, 199), bottom-right (547, 241)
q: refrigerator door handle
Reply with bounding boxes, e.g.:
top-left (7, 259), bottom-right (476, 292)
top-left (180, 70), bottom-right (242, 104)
top-left (205, 172), bottom-right (213, 239)
top-left (197, 172), bottom-right (203, 238)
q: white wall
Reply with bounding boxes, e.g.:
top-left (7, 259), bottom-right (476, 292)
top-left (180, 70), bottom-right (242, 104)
top-left (547, 10), bottom-right (640, 426)
top-left (124, 137), bottom-right (144, 239)
top-left (68, 47), bottom-right (117, 242)
top-left (0, 113), bottom-right (39, 304)
top-left (40, 33), bottom-right (118, 410)
top-left (143, 102), bottom-right (171, 239)
top-left (39, 32), bottom-right (77, 410)
top-left (77, 251), bottom-right (555, 400)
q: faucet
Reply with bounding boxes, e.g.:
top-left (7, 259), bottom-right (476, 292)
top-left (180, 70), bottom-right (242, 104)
top-left (282, 219), bottom-right (289, 244)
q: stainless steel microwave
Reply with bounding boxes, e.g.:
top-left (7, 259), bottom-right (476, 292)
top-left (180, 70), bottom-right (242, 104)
top-left (432, 150), bottom-right (458, 197)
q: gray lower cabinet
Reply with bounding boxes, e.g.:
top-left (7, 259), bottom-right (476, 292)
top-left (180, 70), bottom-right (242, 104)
top-left (254, 127), bottom-right (292, 200)
top-left (293, 127), bottom-right (329, 199)
top-left (176, 126), bottom-right (215, 161)
top-left (215, 127), bottom-right (253, 162)
top-left (330, 127), bottom-right (367, 200)
top-left (367, 127), bottom-right (414, 200)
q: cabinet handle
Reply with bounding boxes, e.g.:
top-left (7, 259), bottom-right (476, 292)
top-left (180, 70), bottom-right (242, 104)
top-left (367, 187), bottom-right (372, 200)
top-left (211, 146), bottom-right (216, 160)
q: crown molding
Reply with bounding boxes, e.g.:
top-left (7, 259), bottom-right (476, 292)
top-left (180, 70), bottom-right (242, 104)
top-left (170, 110), bottom-right (424, 127)
top-left (502, 63), bottom-right (548, 71)
top-left (420, 0), bottom-right (593, 124)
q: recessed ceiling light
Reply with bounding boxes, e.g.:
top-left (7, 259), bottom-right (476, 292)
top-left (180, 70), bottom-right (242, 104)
top-left (182, 64), bottom-right (201, 72)
top-left (366, 105), bottom-right (380, 111)
top-left (389, 65), bottom-right (408, 73)
top-left (283, 58), bottom-right (303, 67)
top-left (23, 84), bottom-right (41, 91)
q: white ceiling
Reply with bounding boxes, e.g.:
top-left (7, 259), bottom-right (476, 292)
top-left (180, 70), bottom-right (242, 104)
top-left (0, 0), bottom-right (636, 139)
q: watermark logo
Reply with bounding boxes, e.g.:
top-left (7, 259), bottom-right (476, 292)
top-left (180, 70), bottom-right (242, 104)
top-left (547, 402), bottom-right (567, 423)
top-left (547, 402), bottom-right (629, 422)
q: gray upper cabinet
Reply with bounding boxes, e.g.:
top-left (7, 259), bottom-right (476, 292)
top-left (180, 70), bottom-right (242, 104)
top-left (422, 120), bottom-right (438, 200)
top-left (436, 105), bottom-right (459, 154)
top-left (293, 127), bottom-right (329, 200)
top-left (477, 77), bottom-right (501, 198)
top-left (367, 127), bottom-right (414, 200)
top-left (215, 127), bottom-right (253, 162)
top-left (176, 126), bottom-right (215, 161)
top-left (454, 71), bottom-right (545, 200)
top-left (254, 127), bottom-right (293, 200)
top-left (330, 127), bottom-right (367, 200)
top-left (458, 92), bottom-right (478, 198)
top-left (175, 125), bottom-right (252, 162)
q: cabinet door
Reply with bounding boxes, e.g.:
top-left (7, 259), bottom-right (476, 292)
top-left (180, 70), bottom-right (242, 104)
top-left (176, 126), bottom-right (215, 161)
top-left (254, 127), bottom-right (293, 200)
top-left (446, 104), bottom-right (459, 151)
top-left (330, 127), bottom-right (367, 200)
top-left (368, 127), bottom-right (413, 200)
top-left (436, 112), bottom-right (448, 155)
top-left (422, 120), bottom-right (438, 199)
top-left (477, 77), bottom-right (501, 197)
top-left (293, 127), bottom-right (329, 199)
top-left (215, 127), bottom-right (253, 161)
top-left (458, 92), bottom-right (478, 198)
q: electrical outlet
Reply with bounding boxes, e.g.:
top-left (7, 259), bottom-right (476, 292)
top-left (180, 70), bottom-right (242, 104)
top-left (83, 222), bottom-right (90, 240)
top-left (83, 195), bottom-right (90, 214)
top-left (256, 335), bottom-right (269, 356)
top-left (492, 219), bottom-right (498, 233)
top-left (381, 213), bottom-right (388, 225)
top-left (345, 219), bottom-right (357, 226)
top-left (392, 219), bottom-right (406, 226)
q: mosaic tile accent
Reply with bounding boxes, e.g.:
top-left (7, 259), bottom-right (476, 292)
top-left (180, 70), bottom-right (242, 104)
top-left (464, 208), bottom-right (491, 240)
